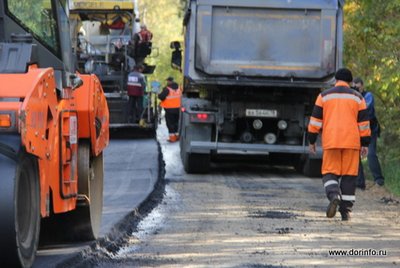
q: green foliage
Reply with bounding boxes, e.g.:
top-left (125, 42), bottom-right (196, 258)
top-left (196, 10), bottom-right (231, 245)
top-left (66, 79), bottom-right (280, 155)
top-left (344, 0), bottom-right (400, 195)
top-left (139, 0), bottom-right (186, 89)
top-left (383, 163), bottom-right (400, 196)
top-left (8, 0), bottom-right (59, 50)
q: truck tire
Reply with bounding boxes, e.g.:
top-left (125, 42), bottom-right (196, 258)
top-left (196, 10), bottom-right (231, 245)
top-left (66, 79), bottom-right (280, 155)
top-left (302, 157), bottom-right (322, 178)
top-left (0, 152), bottom-right (40, 268)
top-left (183, 152), bottom-right (210, 174)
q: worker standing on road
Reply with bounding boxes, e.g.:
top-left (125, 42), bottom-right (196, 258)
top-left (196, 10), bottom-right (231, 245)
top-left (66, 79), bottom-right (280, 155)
top-left (158, 77), bottom-right (181, 142)
top-left (127, 64), bottom-right (146, 123)
top-left (352, 77), bottom-right (385, 189)
top-left (308, 68), bottom-right (371, 221)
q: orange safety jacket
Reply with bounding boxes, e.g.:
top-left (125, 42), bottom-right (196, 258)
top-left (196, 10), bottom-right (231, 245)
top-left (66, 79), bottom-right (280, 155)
top-left (160, 87), bottom-right (182, 109)
top-left (308, 81), bottom-right (371, 149)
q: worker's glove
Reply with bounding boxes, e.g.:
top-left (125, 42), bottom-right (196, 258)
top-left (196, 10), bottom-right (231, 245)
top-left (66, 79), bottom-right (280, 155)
top-left (361, 147), bottom-right (368, 158)
top-left (309, 144), bottom-right (316, 155)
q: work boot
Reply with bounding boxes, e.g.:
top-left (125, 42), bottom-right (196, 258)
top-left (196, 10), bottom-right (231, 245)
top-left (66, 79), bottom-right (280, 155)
top-left (340, 210), bottom-right (351, 221)
top-left (326, 195), bottom-right (341, 218)
top-left (356, 184), bottom-right (366, 191)
top-left (174, 133), bottom-right (180, 141)
top-left (167, 134), bottom-right (178, 143)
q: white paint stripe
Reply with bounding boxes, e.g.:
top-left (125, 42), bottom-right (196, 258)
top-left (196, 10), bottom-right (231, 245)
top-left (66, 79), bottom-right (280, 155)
top-left (324, 180), bottom-right (338, 188)
top-left (359, 124), bottom-right (370, 131)
top-left (322, 93), bottom-right (361, 104)
top-left (310, 119), bottom-right (322, 127)
top-left (127, 82), bottom-right (142, 87)
top-left (341, 195), bottom-right (356, 201)
top-left (166, 95), bottom-right (181, 99)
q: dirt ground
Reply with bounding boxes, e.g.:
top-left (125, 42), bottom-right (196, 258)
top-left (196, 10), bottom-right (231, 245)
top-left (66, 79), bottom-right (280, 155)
top-left (77, 124), bottom-right (400, 268)
top-left (109, 173), bottom-right (399, 267)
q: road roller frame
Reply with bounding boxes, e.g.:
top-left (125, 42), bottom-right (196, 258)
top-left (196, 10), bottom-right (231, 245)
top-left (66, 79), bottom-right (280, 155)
top-left (0, 0), bottom-right (109, 267)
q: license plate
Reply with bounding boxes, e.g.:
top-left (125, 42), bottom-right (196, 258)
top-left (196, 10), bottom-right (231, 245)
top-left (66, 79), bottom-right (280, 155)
top-left (245, 109), bottom-right (278, 118)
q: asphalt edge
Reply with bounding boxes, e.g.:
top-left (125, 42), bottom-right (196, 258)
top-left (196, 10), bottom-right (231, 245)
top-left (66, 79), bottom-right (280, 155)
top-left (57, 140), bottom-right (166, 268)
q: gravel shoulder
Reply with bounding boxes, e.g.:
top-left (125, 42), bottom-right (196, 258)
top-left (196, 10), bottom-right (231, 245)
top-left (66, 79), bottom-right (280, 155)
top-left (84, 122), bottom-right (400, 268)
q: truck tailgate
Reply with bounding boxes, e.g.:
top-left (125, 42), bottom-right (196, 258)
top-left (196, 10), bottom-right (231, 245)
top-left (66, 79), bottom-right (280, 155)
top-left (195, 1), bottom-right (339, 80)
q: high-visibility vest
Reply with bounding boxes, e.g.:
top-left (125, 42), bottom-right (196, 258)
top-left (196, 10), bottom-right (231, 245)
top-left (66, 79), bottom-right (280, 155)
top-left (308, 81), bottom-right (371, 149)
top-left (160, 87), bottom-right (181, 108)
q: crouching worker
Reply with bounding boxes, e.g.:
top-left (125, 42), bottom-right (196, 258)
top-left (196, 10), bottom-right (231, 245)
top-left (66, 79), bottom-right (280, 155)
top-left (308, 68), bottom-right (371, 221)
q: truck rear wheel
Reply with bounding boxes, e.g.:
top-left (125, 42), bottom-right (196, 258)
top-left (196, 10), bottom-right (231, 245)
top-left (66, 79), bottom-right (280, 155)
top-left (0, 152), bottom-right (40, 268)
top-left (183, 152), bottom-right (210, 174)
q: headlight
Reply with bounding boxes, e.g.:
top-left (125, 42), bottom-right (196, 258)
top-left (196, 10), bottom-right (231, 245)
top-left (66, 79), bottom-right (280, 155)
top-left (277, 120), bottom-right (288, 130)
top-left (0, 114), bottom-right (11, 128)
top-left (240, 131), bottom-right (253, 143)
top-left (264, 133), bottom-right (277, 144)
top-left (252, 119), bottom-right (263, 130)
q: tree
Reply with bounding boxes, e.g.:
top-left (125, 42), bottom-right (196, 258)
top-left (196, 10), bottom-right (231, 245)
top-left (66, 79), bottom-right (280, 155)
top-left (138, 0), bottom-right (186, 89)
top-left (344, 0), bottom-right (400, 164)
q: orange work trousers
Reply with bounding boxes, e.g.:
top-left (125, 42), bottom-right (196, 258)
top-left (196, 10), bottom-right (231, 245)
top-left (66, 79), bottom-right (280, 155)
top-left (322, 149), bottom-right (360, 176)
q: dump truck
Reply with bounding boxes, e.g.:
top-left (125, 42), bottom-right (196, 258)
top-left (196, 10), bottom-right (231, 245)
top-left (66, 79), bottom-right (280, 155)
top-left (68, 0), bottom-right (158, 131)
top-left (174, 0), bottom-right (344, 174)
top-left (0, 0), bottom-right (109, 267)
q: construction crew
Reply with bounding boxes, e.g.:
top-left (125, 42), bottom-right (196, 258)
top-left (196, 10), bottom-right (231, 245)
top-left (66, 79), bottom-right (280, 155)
top-left (127, 64), bottom-right (146, 123)
top-left (158, 77), bottom-right (181, 142)
top-left (308, 68), bottom-right (371, 221)
top-left (352, 77), bottom-right (385, 189)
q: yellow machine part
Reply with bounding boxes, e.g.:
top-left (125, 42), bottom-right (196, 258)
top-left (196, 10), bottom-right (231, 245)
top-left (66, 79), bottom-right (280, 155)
top-left (69, 0), bottom-right (134, 11)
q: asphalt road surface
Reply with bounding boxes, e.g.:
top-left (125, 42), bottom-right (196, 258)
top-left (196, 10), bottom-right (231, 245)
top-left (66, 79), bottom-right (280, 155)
top-left (78, 122), bottom-right (400, 268)
top-left (33, 136), bottom-right (160, 268)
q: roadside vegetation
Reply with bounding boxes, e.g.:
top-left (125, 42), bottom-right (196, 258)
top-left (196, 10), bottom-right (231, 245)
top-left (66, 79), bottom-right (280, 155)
top-left (344, 1), bottom-right (400, 196)
top-left (138, 0), bottom-right (186, 88)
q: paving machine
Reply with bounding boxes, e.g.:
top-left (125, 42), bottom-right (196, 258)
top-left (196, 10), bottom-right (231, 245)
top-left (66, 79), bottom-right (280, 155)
top-left (68, 0), bottom-right (158, 131)
top-left (0, 0), bottom-right (109, 267)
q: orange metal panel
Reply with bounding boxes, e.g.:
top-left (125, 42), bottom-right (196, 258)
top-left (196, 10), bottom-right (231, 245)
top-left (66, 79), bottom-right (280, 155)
top-left (74, 74), bottom-right (109, 156)
top-left (74, 74), bottom-right (92, 138)
top-left (0, 66), bottom-right (109, 217)
top-left (0, 66), bottom-right (78, 216)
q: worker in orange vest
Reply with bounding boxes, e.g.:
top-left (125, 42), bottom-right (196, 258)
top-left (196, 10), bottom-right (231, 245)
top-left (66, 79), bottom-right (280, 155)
top-left (308, 68), bottom-right (371, 221)
top-left (158, 77), bottom-right (182, 142)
